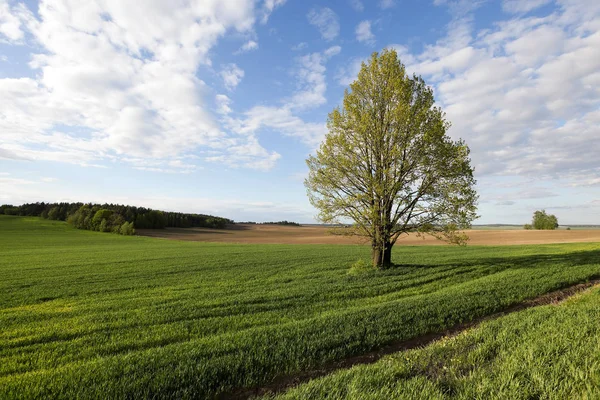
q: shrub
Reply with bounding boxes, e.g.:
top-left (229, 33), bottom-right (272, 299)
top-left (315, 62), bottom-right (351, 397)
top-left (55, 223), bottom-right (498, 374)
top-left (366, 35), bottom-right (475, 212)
top-left (348, 259), bottom-right (373, 276)
top-left (524, 224), bottom-right (533, 230)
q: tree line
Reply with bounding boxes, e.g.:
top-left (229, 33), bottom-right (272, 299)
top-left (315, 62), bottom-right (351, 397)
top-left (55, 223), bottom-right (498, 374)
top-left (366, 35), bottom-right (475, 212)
top-left (237, 221), bottom-right (301, 226)
top-left (0, 202), bottom-right (233, 235)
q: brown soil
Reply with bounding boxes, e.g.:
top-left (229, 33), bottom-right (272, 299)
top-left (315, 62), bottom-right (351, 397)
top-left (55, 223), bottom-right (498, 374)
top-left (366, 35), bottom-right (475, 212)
top-left (138, 225), bottom-right (600, 246)
top-left (222, 279), bottom-right (600, 400)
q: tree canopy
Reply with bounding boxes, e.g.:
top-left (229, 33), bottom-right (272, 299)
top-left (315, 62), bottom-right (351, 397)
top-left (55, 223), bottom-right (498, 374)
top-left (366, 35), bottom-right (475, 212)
top-left (305, 49), bottom-right (478, 269)
top-left (531, 210), bottom-right (559, 230)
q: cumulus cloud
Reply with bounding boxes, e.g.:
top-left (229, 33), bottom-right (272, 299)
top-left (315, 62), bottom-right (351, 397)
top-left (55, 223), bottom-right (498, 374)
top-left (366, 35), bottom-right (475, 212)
top-left (236, 40), bottom-right (259, 54)
top-left (350, 0), bottom-right (364, 12)
top-left (260, 0), bottom-right (287, 24)
top-left (0, 0), bottom-right (31, 42)
top-left (503, 0), bottom-right (553, 14)
top-left (215, 94), bottom-right (233, 115)
top-left (402, 0), bottom-right (600, 187)
top-left (220, 63), bottom-right (245, 90)
top-left (0, 1), bottom-right (282, 172)
top-left (289, 45), bottom-right (341, 110)
top-left (356, 20), bottom-right (376, 45)
top-left (336, 57), bottom-right (365, 86)
top-left (225, 46), bottom-right (341, 148)
top-left (379, 0), bottom-right (395, 9)
top-left (307, 7), bottom-right (340, 41)
top-left (291, 42), bottom-right (308, 51)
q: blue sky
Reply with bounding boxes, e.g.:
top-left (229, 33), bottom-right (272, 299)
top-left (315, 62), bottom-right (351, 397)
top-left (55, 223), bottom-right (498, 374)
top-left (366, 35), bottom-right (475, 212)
top-left (1, 0), bottom-right (599, 224)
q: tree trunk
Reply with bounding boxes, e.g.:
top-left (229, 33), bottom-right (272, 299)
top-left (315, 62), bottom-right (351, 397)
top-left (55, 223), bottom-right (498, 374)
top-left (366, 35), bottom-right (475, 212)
top-left (372, 241), bottom-right (393, 269)
top-left (383, 241), bottom-right (392, 266)
top-left (372, 246), bottom-right (382, 269)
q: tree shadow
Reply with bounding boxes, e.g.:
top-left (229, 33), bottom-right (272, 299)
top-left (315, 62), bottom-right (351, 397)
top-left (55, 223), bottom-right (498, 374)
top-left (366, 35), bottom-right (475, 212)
top-left (389, 248), bottom-right (600, 271)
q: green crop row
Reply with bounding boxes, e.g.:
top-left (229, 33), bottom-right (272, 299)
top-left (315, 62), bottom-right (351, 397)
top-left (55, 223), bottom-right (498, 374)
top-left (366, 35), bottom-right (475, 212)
top-left (1, 216), bottom-right (599, 398)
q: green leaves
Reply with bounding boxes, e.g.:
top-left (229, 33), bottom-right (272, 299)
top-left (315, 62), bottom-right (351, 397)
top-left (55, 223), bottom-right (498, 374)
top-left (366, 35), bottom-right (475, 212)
top-left (305, 49), bottom-right (478, 267)
top-left (531, 210), bottom-right (559, 230)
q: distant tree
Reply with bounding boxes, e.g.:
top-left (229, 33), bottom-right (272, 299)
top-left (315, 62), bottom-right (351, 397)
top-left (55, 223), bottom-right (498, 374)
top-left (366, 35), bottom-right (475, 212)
top-left (99, 219), bottom-right (109, 232)
top-left (47, 207), bottom-right (60, 220)
top-left (262, 221), bottom-right (301, 226)
top-left (2, 206), bottom-right (19, 215)
top-left (92, 209), bottom-right (113, 230)
top-left (531, 210), bottom-right (559, 230)
top-left (305, 49), bottom-right (478, 269)
top-left (523, 224), bottom-right (533, 230)
top-left (120, 221), bottom-right (135, 236)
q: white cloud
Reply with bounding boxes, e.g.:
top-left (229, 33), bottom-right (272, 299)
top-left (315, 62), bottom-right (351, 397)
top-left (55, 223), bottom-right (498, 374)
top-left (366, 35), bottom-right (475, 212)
top-left (205, 135), bottom-right (281, 171)
top-left (336, 57), bottom-right (365, 86)
top-left (226, 46), bottom-right (340, 148)
top-left (0, 176), bottom-right (35, 185)
top-left (410, 0), bottom-right (600, 185)
top-left (260, 0), bottom-right (287, 24)
top-left (356, 20), bottom-right (375, 45)
top-left (291, 42), bottom-right (308, 51)
top-left (220, 63), bottom-right (245, 90)
top-left (307, 7), bottom-right (340, 41)
top-left (350, 0), bottom-right (364, 12)
top-left (379, 0), bottom-right (395, 9)
top-left (215, 94), bottom-right (232, 115)
top-left (289, 45), bottom-right (341, 111)
top-left (229, 106), bottom-right (328, 148)
top-left (236, 40), bottom-right (259, 54)
top-left (40, 177), bottom-right (58, 182)
top-left (503, 0), bottom-right (553, 14)
top-left (0, 0), bottom-right (31, 42)
top-left (0, 1), bottom-right (282, 171)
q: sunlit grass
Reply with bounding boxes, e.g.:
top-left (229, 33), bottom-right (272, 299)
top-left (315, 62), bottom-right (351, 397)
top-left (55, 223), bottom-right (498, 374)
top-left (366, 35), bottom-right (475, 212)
top-left (273, 286), bottom-right (600, 399)
top-left (1, 215), bottom-right (599, 398)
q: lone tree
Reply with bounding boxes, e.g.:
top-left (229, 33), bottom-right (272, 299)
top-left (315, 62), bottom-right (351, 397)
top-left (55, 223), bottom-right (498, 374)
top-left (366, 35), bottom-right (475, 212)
top-left (305, 49), bottom-right (478, 269)
top-left (531, 210), bottom-right (558, 230)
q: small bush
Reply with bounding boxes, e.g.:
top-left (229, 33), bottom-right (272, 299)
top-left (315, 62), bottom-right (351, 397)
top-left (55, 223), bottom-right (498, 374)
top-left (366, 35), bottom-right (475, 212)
top-left (566, 227), bottom-right (571, 230)
top-left (524, 224), bottom-right (533, 230)
top-left (348, 259), bottom-right (373, 276)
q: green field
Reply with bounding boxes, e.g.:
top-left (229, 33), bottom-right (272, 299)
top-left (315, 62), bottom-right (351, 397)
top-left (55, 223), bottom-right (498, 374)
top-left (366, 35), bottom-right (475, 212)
top-left (274, 286), bottom-right (600, 399)
top-left (1, 215), bottom-right (600, 398)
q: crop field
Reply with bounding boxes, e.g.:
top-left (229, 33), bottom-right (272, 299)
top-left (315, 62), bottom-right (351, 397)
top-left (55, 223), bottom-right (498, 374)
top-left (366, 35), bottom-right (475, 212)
top-left (274, 286), bottom-right (600, 399)
top-left (2, 215), bottom-right (600, 398)
top-left (138, 223), bottom-right (600, 245)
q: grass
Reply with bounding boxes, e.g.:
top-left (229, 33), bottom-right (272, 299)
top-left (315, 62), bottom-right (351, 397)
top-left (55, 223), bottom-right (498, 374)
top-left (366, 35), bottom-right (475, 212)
top-left (272, 286), bottom-right (600, 399)
top-left (1, 215), bottom-right (600, 398)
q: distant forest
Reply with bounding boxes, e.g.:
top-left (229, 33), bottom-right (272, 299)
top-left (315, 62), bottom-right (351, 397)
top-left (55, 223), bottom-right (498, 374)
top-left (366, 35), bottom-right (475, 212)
top-left (0, 202), bottom-right (233, 235)
top-left (237, 221), bottom-right (301, 226)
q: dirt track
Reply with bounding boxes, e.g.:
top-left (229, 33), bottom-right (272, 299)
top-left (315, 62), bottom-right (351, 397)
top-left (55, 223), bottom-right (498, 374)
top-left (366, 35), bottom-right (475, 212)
top-left (223, 280), bottom-right (600, 399)
top-left (138, 224), bottom-right (600, 246)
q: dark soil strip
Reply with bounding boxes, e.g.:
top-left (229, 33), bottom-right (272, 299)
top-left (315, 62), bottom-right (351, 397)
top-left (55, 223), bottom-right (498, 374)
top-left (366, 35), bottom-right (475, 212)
top-left (222, 279), bottom-right (600, 400)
